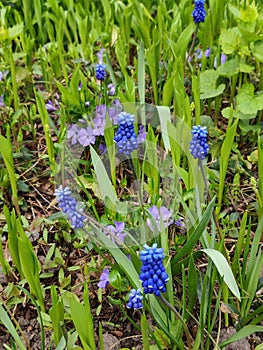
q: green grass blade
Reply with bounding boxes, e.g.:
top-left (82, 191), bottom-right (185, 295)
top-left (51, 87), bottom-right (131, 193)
top-left (0, 303), bottom-right (27, 350)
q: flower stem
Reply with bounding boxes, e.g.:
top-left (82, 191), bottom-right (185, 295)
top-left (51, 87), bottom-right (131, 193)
top-left (158, 294), bottom-right (193, 349)
top-left (184, 24), bottom-right (199, 67)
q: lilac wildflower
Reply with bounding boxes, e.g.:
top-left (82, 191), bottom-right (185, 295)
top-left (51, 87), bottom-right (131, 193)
top-left (78, 126), bottom-right (96, 146)
top-left (146, 205), bottom-right (173, 232)
top-left (192, 0), bottom-right (206, 24)
top-left (0, 95), bottom-right (5, 107)
top-left (98, 143), bottom-right (107, 155)
top-left (107, 83), bottom-right (115, 96)
top-left (190, 125), bottom-right (209, 160)
top-left (97, 48), bottom-right (105, 64)
top-left (104, 221), bottom-right (126, 243)
top-left (78, 82), bottom-right (82, 91)
top-left (204, 48), bottom-right (211, 58)
top-left (45, 100), bottom-right (58, 112)
top-left (85, 101), bottom-right (90, 108)
top-left (98, 269), bottom-right (110, 288)
top-left (67, 124), bottom-right (80, 145)
top-left (0, 70), bottom-right (8, 81)
top-left (127, 289), bottom-right (143, 309)
top-left (108, 99), bottom-right (122, 125)
top-left (138, 125), bottom-right (147, 144)
top-left (139, 243), bottom-right (169, 296)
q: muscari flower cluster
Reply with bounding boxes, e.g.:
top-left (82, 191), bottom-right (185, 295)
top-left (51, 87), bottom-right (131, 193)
top-left (114, 112), bottom-right (143, 156)
top-left (96, 48), bottom-right (106, 81)
top-left (190, 125), bottom-right (209, 160)
top-left (192, 0), bottom-right (206, 24)
top-left (127, 244), bottom-right (169, 309)
top-left (54, 185), bottom-right (85, 229)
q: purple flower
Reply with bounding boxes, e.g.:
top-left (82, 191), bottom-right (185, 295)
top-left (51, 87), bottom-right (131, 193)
top-left (138, 125), bottom-right (147, 144)
top-left (0, 94), bottom-right (5, 107)
top-left (78, 126), bottom-right (96, 146)
top-left (147, 205), bottom-right (173, 232)
top-left (98, 269), bottom-right (110, 288)
top-left (85, 101), bottom-right (90, 108)
top-left (195, 49), bottom-right (202, 59)
top-left (108, 99), bottom-right (122, 125)
top-left (78, 82), bottom-right (83, 91)
top-left (221, 53), bottom-right (227, 65)
top-left (104, 221), bottom-right (126, 244)
top-left (98, 143), bottom-right (107, 155)
top-left (96, 104), bottom-right (106, 119)
top-left (214, 53), bottom-right (227, 69)
top-left (67, 124), bottom-right (80, 145)
top-left (97, 48), bottom-right (105, 65)
top-left (175, 217), bottom-right (184, 227)
top-left (0, 70), bottom-right (8, 81)
top-left (45, 100), bottom-right (58, 112)
top-left (204, 48), bottom-right (211, 58)
top-left (107, 83), bottom-right (115, 96)
top-left (93, 117), bottom-right (106, 136)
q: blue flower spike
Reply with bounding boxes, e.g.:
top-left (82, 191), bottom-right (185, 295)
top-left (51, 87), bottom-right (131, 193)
top-left (54, 185), bottom-right (85, 229)
top-left (192, 0), bottom-right (206, 24)
top-left (190, 125), bottom-right (209, 160)
top-left (127, 289), bottom-right (143, 309)
top-left (95, 63), bottom-right (106, 81)
top-left (114, 112), bottom-right (138, 156)
top-left (139, 243), bottom-right (169, 297)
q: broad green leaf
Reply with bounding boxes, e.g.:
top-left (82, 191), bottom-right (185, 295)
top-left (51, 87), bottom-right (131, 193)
top-left (228, 4), bottom-right (241, 19)
top-left (251, 41), bottom-right (263, 62)
top-left (200, 70), bottom-right (225, 99)
top-left (217, 58), bottom-right (240, 77)
top-left (219, 325), bottom-right (263, 347)
top-left (90, 146), bottom-right (118, 205)
top-left (241, 3), bottom-right (258, 23)
top-left (49, 299), bottom-right (64, 346)
top-left (202, 248), bottom-right (240, 300)
top-left (8, 23), bottom-right (24, 39)
top-left (219, 27), bottom-right (243, 54)
top-left (236, 83), bottom-right (263, 116)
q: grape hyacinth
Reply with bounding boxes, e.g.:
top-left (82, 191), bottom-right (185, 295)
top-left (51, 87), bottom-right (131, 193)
top-left (139, 243), bottom-right (169, 296)
top-left (127, 289), bottom-right (143, 309)
top-left (114, 112), bottom-right (138, 156)
top-left (95, 63), bottom-right (106, 81)
top-left (192, 0), bottom-right (206, 24)
top-left (54, 185), bottom-right (85, 229)
top-left (190, 125), bottom-right (209, 160)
